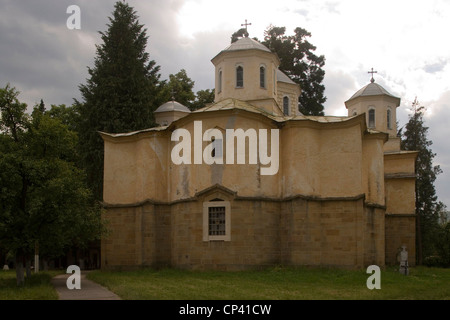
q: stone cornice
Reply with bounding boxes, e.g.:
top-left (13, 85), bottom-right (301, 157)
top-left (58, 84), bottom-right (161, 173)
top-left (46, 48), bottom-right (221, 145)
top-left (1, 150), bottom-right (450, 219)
top-left (385, 173), bottom-right (416, 180)
top-left (102, 184), bottom-right (372, 209)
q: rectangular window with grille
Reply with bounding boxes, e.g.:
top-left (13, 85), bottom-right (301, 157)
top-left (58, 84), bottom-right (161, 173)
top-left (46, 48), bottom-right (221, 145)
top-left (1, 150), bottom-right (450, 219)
top-left (208, 206), bottom-right (226, 236)
top-left (203, 200), bottom-right (231, 241)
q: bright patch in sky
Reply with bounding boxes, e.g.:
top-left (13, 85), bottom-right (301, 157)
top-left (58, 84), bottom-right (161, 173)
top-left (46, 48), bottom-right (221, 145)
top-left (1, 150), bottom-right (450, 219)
top-left (177, 0), bottom-right (302, 40)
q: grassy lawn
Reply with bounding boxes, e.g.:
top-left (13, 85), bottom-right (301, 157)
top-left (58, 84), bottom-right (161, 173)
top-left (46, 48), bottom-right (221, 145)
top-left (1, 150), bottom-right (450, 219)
top-left (0, 270), bottom-right (61, 300)
top-left (1, 266), bottom-right (448, 300)
top-left (87, 266), bottom-right (450, 300)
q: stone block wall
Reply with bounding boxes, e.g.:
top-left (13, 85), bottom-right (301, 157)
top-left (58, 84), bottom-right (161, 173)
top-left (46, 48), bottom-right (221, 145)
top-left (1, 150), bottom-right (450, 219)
top-left (280, 198), bottom-right (384, 269)
top-left (101, 207), bottom-right (139, 268)
top-left (102, 194), bottom-right (386, 270)
top-left (385, 215), bottom-right (416, 266)
top-left (169, 199), bottom-right (281, 270)
top-left (363, 206), bottom-right (385, 267)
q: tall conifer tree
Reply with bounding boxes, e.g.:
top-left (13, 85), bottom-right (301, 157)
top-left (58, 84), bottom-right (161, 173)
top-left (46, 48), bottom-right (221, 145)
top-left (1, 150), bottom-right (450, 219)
top-left (401, 98), bottom-right (442, 264)
top-left (77, 1), bottom-right (161, 200)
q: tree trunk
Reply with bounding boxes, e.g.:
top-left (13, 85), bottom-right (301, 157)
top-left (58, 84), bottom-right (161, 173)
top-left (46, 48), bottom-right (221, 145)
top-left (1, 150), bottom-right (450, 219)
top-left (15, 253), bottom-right (25, 286)
top-left (416, 190), bottom-right (423, 265)
top-left (25, 258), bottom-right (31, 278)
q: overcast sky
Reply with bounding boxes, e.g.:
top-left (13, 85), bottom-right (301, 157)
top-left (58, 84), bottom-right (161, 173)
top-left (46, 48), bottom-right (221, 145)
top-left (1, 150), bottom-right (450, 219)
top-left (1, 0), bottom-right (449, 207)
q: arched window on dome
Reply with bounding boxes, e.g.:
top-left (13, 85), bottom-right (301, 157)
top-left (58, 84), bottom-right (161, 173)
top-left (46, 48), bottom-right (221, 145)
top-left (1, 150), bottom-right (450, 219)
top-left (260, 66), bottom-right (266, 88)
top-left (283, 96), bottom-right (289, 116)
top-left (368, 108), bottom-right (376, 128)
top-left (387, 108), bottom-right (392, 130)
top-left (218, 70), bottom-right (222, 93)
top-left (236, 66), bottom-right (243, 88)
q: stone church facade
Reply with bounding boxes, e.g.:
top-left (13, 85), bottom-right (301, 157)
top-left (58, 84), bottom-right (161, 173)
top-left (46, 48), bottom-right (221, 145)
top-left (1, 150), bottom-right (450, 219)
top-left (100, 37), bottom-right (417, 270)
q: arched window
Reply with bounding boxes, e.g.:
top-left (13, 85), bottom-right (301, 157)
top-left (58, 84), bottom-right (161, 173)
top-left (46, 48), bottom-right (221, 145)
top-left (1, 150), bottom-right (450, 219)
top-left (260, 66), bottom-right (266, 88)
top-left (283, 96), bottom-right (289, 116)
top-left (236, 66), bottom-right (243, 88)
top-left (387, 108), bottom-right (392, 130)
top-left (273, 69), bottom-right (276, 94)
top-left (218, 70), bottom-right (222, 93)
top-left (368, 109), bottom-right (375, 128)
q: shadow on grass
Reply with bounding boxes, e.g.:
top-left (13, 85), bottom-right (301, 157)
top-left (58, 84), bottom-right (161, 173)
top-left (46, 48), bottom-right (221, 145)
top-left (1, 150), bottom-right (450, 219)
top-left (0, 270), bottom-right (61, 300)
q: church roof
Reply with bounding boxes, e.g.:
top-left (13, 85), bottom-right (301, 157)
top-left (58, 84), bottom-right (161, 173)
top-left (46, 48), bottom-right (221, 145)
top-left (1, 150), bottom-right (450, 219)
top-left (193, 98), bottom-right (348, 123)
top-left (277, 69), bottom-right (296, 84)
top-left (221, 37), bottom-right (272, 53)
top-left (154, 100), bottom-right (191, 113)
top-left (100, 98), bottom-right (360, 140)
top-left (193, 98), bottom-right (273, 117)
top-left (347, 82), bottom-right (399, 102)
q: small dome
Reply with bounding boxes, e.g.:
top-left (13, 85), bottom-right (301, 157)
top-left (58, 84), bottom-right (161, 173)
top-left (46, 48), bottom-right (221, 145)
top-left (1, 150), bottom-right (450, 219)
top-left (347, 82), bottom-right (399, 102)
top-left (154, 100), bottom-right (190, 113)
top-left (222, 37), bottom-right (272, 53)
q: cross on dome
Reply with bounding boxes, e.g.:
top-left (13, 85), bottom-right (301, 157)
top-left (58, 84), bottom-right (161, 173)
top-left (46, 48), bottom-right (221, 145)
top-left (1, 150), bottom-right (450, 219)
top-left (241, 19), bottom-right (252, 36)
top-left (368, 68), bottom-right (378, 83)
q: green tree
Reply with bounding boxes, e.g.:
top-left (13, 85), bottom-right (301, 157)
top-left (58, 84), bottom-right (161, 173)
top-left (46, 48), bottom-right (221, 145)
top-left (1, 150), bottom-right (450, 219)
top-left (46, 104), bottom-right (81, 133)
top-left (262, 26), bottom-right (326, 116)
top-left (400, 98), bottom-right (443, 265)
top-left (37, 99), bottom-right (45, 113)
top-left (434, 219), bottom-right (450, 267)
top-left (157, 69), bottom-right (214, 111)
top-left (231, 28), bottom-right (249, 43)
top-left (159, 69), bottom-right (196, 108)
top-left (191, 89), bottom-right (215, 111)
top-left (77, 1), bottom-right (161, 200)
top-left (0, 84), bottom-right (105, 285)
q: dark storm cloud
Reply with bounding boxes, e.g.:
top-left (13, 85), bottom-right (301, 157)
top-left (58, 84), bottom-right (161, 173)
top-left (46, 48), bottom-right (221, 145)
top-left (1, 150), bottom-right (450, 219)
top-left (0, 0), bottom-right (103, 106)
top-left (131, 1), bottom-right (199, 80)
top-left (0, 0), bottom-right (183, 107)
top-left (0, 0), bottom-right (192, 107)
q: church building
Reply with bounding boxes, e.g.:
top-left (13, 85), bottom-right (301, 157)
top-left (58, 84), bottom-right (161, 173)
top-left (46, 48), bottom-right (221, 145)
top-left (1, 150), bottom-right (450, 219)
top-left (100, 36), bottom-right (417, 270)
